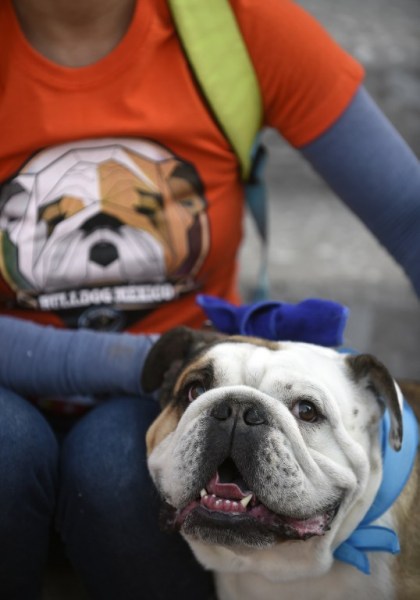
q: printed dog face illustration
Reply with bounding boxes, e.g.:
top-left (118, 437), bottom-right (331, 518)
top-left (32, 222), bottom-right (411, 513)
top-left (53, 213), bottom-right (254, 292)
top-left (0, 139), bottom-right (209, 293)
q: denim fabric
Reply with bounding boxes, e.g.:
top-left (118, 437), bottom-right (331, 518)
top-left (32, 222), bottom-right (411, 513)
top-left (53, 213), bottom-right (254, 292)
top-left (0, 386), bottom-right (58, 599)
top-left (0, 391), bottom-right (213, 599)
top-left (56, 396), bottom-right (214, 600)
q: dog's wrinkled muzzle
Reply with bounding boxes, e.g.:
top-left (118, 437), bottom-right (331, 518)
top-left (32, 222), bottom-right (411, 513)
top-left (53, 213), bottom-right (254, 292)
top-left (158, 394), bottom-right (341, 548)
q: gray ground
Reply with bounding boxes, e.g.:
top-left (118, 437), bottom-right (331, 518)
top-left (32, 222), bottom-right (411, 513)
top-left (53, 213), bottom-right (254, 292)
top-left (240, 0), bottom-right (420, 380)
top-left (45, 1), bottom-right (420, 597)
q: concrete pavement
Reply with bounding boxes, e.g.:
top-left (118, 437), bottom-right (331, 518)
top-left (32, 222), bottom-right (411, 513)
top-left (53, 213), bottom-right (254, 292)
top-left (239, 0), bottom-right (420, 380)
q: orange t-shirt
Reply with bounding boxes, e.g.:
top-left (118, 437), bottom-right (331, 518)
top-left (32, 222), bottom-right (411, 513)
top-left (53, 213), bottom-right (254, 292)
top-left (0, 0), bottom-right (364, 334)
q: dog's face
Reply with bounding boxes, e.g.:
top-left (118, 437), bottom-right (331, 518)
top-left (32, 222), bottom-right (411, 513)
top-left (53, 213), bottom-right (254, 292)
top-left (0, 139), bottom-right (209, 293)
top-left (143, 328), bottom-right (403, 582)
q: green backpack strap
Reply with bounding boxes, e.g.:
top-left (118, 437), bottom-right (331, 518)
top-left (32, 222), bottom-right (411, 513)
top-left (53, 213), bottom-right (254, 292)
top-left (168, 0), bottom-right (263, 180)
top-left (168, 0), bottom-right (269, 299)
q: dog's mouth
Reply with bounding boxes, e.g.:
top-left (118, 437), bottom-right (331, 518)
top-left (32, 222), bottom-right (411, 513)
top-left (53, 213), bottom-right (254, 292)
top-left (161, 458), bottom-right (340, 545)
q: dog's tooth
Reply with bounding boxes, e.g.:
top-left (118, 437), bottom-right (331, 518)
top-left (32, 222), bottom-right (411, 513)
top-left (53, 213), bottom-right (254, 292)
top-left (240, 494), bottom-right (253, 508)
top-left (200, 489), bottom-right (207, 498)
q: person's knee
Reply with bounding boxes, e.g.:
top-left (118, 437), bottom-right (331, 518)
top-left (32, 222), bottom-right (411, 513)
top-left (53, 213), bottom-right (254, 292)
top-left (0, 389), bottom-right (58, 597)
top-left (57, 398), bottom-right (214, 600)
top-left (58, 397), bottom-right (160, 522)
top-left (0, 387), bottom-right (58, 497)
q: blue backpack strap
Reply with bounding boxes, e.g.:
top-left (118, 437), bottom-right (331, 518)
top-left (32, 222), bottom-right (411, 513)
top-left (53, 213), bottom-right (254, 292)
top-left (245, 136), bottom-right (269, 299)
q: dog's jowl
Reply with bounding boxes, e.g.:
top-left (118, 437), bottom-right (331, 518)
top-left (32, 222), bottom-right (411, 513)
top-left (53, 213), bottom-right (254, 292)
top-left (142, 327), bottom-right (420, 600)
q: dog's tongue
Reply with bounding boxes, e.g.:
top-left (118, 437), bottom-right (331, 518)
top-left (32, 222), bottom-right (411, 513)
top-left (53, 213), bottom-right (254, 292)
top-left (206, 472), bottom-right (251, 501)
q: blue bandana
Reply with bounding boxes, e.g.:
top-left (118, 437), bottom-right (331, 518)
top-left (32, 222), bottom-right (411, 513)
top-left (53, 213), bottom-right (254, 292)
top-left (333, 401), bottom-right (419, 574)
top-left (197, 294), bottom-right (420, 574)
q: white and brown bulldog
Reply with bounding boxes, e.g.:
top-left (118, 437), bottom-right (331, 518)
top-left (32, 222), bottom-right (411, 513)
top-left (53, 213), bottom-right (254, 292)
top-left (142, 327), bottom-right (420, 600)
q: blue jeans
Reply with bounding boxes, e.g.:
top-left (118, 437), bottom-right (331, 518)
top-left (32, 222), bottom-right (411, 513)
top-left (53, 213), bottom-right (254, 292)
top-left (0, 387), bottom-right (214, 599)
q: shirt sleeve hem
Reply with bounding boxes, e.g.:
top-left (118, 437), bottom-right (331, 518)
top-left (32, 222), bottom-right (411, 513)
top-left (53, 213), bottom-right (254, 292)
top-left (279, 64), bottom-right (365, 148)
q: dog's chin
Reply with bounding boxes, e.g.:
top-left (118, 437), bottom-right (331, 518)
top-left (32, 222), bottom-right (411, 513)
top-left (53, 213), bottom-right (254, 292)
top-left (158, 457), bottom-right (341, 549)
top-left (183, 506), bottom-right (281, 548)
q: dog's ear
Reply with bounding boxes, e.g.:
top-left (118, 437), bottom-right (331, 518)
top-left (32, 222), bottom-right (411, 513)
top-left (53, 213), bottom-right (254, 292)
top-left (141, 326), bottom-right (222, 397)
top-left (346, 354), bottom-right (403, 451)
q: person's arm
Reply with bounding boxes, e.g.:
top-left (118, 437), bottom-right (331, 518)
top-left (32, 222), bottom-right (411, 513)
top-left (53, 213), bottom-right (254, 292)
top-left (0, 316), bottom-right (158, 398)
top-left (300, 86), bottom-right (420, 296)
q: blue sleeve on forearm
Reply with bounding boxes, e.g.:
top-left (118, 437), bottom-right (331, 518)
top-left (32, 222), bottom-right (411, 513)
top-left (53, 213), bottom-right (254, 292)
top-left (0, 316), bottom-right (158, 398)
top-left (300, 86), bottom-right (420, 297)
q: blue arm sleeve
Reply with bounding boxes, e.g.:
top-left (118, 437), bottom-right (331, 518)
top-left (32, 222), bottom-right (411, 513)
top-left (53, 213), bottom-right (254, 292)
top-left (0, 316), bottom-right (158, 398)
top-left (300, 86), bottom-right (420, 297)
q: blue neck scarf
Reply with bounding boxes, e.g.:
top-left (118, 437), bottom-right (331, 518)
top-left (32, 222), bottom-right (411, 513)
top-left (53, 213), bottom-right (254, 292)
top-left (333, 401), bottom-right (419, 574)
top-left (197, 295), bottom-right (420, 574)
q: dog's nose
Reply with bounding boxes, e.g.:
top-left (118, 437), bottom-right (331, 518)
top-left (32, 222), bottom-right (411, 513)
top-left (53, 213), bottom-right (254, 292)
top-left (211, 401), bottom-right (233, 421)
top-left (210, 400), bottom-right (267, 426)
top-left (89, 241), bottom-right (119, 266)
top-left (243, 406), bottom-right (266, 426)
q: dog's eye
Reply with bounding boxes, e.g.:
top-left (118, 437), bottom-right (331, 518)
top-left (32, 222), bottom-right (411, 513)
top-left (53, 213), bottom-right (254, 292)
top-left (188, 382), bottom-right (206, 402)
top-left (293, 400), bottom-right (319, 423)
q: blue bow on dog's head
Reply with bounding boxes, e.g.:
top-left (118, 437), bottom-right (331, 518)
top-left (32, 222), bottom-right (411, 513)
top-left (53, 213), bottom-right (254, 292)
top-left (196, 294), bottom-right (348, 346)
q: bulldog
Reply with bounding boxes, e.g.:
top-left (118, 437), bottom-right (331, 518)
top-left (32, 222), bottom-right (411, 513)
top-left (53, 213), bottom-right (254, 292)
top-left (142, 327), bottom-right (420, 600)
top-left (0, 138), bottom-right (209, 294)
